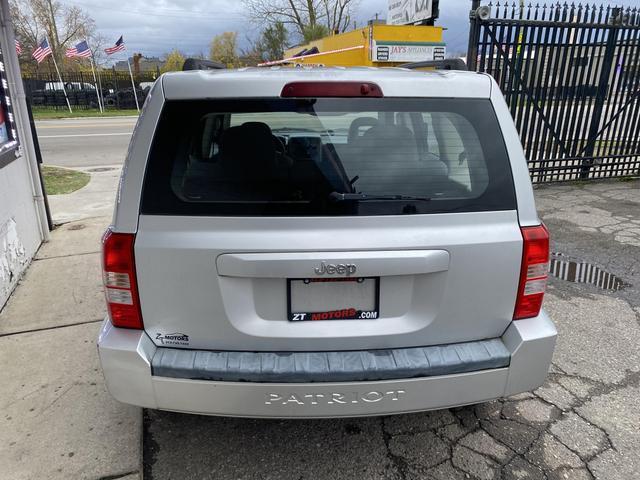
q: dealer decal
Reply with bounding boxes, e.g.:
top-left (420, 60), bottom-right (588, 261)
top-left (155, 332), bottom-right (190, 346)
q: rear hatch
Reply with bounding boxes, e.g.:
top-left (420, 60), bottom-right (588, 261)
top-left (135, 91), bottom-right (522, 351)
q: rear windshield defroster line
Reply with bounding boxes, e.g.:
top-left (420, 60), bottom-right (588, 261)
top-left (141, 98), bottom-right (517, 217)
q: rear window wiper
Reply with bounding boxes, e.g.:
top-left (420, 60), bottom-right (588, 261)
top-left (328, 192), bottom-right (431, 202)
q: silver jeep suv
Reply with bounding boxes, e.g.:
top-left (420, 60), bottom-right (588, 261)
top-left (98, 67), bottom-right (556, 417)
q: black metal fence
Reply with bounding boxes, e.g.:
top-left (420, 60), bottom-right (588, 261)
top-left (468, 2), bottom-right (640, 182)
top-left (22, 70), bottom-right (159, 110)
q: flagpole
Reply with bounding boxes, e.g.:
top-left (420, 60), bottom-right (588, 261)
top-left (48, 41), bottom-right (72, 114)
top-left (126, 57), bottom-right (140, 112)
top-left (88, 55), bottom-right (103, 113)
top-left (96, 67), bottom-right (105, 113)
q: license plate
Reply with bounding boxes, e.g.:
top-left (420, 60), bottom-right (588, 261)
top-left (287, 277), bottom-right (380, 321)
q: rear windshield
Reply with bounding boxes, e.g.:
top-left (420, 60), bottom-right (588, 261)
top-left (141, 98), bottom-right (516, 216)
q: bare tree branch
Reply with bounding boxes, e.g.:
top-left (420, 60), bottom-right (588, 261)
top-left (241, 0), bottom-right (360, 40)
top-left (10, 0), bottom-right (96, 68)
top-left (287, 0), bottom-right (304, 29)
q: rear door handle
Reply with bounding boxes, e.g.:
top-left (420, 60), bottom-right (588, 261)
top-left (216, 250), bottom-right (450, 278)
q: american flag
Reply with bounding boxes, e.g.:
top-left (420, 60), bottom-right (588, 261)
top-left (32, 39), bottom-right (52, 63)
top-left (104, 36), bottom-right (125, 55)
top-left (65, 40), bottom-right (92, 58)
top-left (15, 39), bottom-right (22, 55)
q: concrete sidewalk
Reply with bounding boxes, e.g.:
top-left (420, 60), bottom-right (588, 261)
top-left (47, 165), bottom-right (122, 225)
top-left (0, 215), bottom-right (141, 480)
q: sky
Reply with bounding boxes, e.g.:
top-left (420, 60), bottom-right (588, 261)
top-left (67, 0), bottom-right (472, 60)
top-left (67, 0), bottom-right (640, 61)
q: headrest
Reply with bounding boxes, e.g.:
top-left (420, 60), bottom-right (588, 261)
top-left (360, 125), bottom-right (417, 152)
top-left (220, 122), bottom-right (276, 179)
top-left (348, 117), bottom-right (379, 144)
top-left (288, 136), bottom-right (322, 164)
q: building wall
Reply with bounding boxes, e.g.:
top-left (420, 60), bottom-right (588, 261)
top-left (0, 155), bottom-right (41, 308)
top-left (0, 0), bottom-right (47, 309)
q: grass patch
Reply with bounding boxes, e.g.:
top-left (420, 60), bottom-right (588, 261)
top-left (42, 166), bottom-right (90, 195)
top-left (32, 108), bottom-right (139, 120)
top-left (618, 176), bottom-right (639, 182)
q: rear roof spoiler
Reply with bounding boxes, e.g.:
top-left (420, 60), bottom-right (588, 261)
top-left (183, 58), bottom-right (226, 71)
top-left (399, 59), bottom-right (468, 71)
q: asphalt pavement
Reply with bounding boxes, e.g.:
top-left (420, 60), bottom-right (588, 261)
top-left (35, 117), bottom-right (137, 168)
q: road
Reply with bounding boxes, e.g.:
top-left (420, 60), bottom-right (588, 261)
top-left (35, 117), bottom-right (137, 167)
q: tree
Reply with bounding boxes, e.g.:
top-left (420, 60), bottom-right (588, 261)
top-left (10, 0), bottom-right (96, 68)
top-left (302, 23), bottom-right (329, 42)
top-left (241, 0), bottom-right (360, 40)
top-left (238, 44), bottom-right (264, 67)
top-left (161, 50), bottom-right (186, 73)
top-left (261, 21), bottom-right (289, 61)
top-left (209, 32), bottom-right (239, 68)
top-left (87, 32), bottom-right (108, 68)
top-left (240, 21), bottom-right (290, 65)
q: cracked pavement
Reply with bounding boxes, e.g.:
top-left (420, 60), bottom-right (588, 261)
top-left (144, 178), bottom-right (640, 480)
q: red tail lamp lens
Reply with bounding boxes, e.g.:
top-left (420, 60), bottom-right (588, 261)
top-left (514, 224), bottom-right (550, 320)
top-left (101, 229), bottom-right (143, 329)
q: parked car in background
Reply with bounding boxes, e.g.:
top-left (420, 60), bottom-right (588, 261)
top-left (139, 81), bottom-right (155, 91)
top-left (98, 67), bottom-right (556, 418)
top-left (44, 81), bottom-right (96, 91)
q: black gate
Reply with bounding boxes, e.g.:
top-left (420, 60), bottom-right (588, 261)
top-left (467, 2), bottom-right (640, 182)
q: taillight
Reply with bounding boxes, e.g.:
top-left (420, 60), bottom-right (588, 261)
top-left (514, 224), bottom-right (550, 320)
top-left (101, 229), bottom-right (143, 329)
top-left (280, 82), bottom-right (384, 98)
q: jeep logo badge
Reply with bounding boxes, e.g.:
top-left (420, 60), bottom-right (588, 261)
top-left (314, 261), bottom-right (357, 276)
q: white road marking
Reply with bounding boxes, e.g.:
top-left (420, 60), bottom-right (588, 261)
top-left (39, 132), bottom-right (133, 139)
top-left (38, 124), bottom-right (135, 129)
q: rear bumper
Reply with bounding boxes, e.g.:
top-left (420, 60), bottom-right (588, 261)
top-left (97, 313), bottom-right (556, 418)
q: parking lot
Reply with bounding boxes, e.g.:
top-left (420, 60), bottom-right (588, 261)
top-left (1, 117), bottom-right (639, 479)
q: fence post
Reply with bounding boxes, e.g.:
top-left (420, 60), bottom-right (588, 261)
top-left (581, 9), bottom-right (621, 178)
top-left (113, 66), bottom-right (119, 90)
top-left (467, 0), bottom-right (482, 71)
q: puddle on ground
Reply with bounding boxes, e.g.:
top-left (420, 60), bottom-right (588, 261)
top-left (550, 254), bottom-right (626, 291)
top-left (87, 167), bottom-right (116, 172)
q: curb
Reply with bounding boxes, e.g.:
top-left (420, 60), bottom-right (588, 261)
top-left (36, 115), bottom-right (140, 121)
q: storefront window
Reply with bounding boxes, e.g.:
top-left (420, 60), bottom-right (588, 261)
top-left (0, 43), bottom-right (19, 168)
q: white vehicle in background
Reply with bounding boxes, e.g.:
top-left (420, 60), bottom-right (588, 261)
top-left (98, 67), bottom-right (556, 418)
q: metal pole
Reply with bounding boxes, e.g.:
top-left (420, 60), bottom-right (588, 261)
top-left (581, 11), bottom-right (620, 178)
top-left (48, 44), bottom-right (72, 113)
top-left (467, 0), bottom-right (482, 71)
top-left (0, 0), bottom-right (50, 239)
top-left (126, 58), bottom-right (140, 112)
top-left (96, 67), bottom-right (105, 112)
top-left (89, 55), bottom-right (103, 112)
top-left (26, 99), bottom-right (53, 231)
top-left (517, 0), bottom-right (525, 55)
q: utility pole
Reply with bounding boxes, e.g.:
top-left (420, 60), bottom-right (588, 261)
top-left (467, 0), bottom-right (482, 71)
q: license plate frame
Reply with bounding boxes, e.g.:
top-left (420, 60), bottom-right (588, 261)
top-left (287, 277), bottom-right (380, 321)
